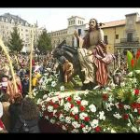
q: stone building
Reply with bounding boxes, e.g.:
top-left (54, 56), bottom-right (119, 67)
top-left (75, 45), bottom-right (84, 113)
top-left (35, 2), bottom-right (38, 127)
top-left (0, 13), bottom-right (44, 52)
top-left (49, 13), bottom-right (140, 55)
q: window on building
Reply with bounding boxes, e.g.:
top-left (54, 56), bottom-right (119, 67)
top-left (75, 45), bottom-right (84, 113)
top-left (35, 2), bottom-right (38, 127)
top-left (69, 21), bottom-right (71, 25)
top-left (127, 33), bottom-right (133, 42)
top-left (104, 35), bottom-right (108, 44)
top-left (78, 29), bottom-right (81, 36)
top-left (116, 34), bottom-right (119, 39)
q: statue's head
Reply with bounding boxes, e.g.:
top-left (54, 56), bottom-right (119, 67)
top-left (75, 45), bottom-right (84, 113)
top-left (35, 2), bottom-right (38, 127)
top-left (89, 18), bottom-right (99, 30)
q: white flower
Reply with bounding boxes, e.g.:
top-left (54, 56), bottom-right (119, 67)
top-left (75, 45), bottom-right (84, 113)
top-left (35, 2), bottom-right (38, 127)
top-left (108, 95), bottom-right (114, 103)
top-left (120, 82), bottom-right (125, 87)
top-left (124, 105), bottom-right (130, 110)
top-left (25, 95), bottom-right (29, 98)
top-left (64, 102), bottom-right (71, 112)
top-left (137, 98), bottom-right (140, 103)
top-left (52, 97), bottom-right (59, 103)
top-left (84, 90), bottom-right (89, 95)
top-left (105, 102), bottom-right (113, 111)
top-left (90, 119), bottom-right (99, 128)
top-left (51, 81), bottom-right (57, 87)
top-left (65, 116), bottom-right (71, 124)
top-left (59, 99), bottom-right (64, 106)
top-left (71, 107), bottom-right (79, 115)
top-left (60, 86), bottom-right (65, 91)
top-left (50, 118), bottom-right (55, 124)
top-left (107, 127), bottom-right (110, 130)
top-left (37, 98), bottom-right (42, 105)
top-left (113, 112), bottom-right (122, 119)
top-left (99, 111), bottom-right (106, 120)
top-left (45, 116), bottom-right (49, 120)
top-left (134, 70), bottom-right (140, 74)
top-left (82, 125), bottom-right (91, 133)
top-left (59, 114), bottom-right (65, 122)
top-left (53, 110), bottom-right (57, 117)
top-left (72, 121), bottom-right (80, 128)
top-left (110, 83), bottom-right (116, 89)
top-left (79, 112), bottom-right (88, 120)
top-left (105, 87), bottom-right (112, 91)
top-left (73, 95), bottom-right (81, 101)
top-left (62, 125), bottom-right (67, 131)
top-left (43, 94), bottom-right (48, 100)
top-left (71, 129), bottom-right (79, 133)
top-left (81, 100), bottom-right (88, 106)
top-left (127, 123), bottom-right (131, 127)
top-left (47, 105), bottom-right (54, 112)
top-left (48, 92), bottom-right (54, 97)
top-left (115, 102), bottom-right (119, 109)
top-left (111, 129), bottom-right (116, 133)
top-left (134, 108), bottom-right (138, 112)
top-left (41, 104), bottom-right (46, 111)
top-left (131, 126), bottom-right (138, 133)
top-left (128, 72), bottom-right (133, 77)
top-left (88, 104), bottom-right (96, 112)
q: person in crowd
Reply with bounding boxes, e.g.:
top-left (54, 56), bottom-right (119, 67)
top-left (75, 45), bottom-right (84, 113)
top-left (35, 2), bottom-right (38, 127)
top-left (11, 97), bottom-right (40, 133)
top-left (9, 94), bottom-right (23, 132)
top-left (1, 94), bottom-right (11, 132)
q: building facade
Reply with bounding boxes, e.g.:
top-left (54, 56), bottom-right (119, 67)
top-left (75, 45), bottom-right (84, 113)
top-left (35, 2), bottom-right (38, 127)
top-left (0, 13), bottom-right (44, 52)
top-left (49, 13), bottom-right (140, 55)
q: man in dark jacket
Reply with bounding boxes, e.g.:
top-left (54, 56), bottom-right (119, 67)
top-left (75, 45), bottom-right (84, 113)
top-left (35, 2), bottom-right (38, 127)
top-left (21, 74), bottom-right (29, 98)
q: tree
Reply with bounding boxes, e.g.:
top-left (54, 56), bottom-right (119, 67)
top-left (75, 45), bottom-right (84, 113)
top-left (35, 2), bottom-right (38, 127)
top-left (37, 29), bottom-right (52, 54)
top-left (8, 26), bottom-right (23, 53)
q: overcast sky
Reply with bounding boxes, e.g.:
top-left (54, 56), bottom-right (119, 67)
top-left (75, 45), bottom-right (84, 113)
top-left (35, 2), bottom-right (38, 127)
top-left (0, 8), bottom-right (139, 32)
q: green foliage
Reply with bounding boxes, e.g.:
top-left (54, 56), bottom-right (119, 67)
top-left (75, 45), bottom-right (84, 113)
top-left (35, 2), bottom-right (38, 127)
top-left (127, 49), bottom-right (140, 71)
top-left (37, 29), bottom-right (52, 53)
top-left (127, 50), bottom-right (134, 71)
top-left (8, 26), bottom-right (23, 52)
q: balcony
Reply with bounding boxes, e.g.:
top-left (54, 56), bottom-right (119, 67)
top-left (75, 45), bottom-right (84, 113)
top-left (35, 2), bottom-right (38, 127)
top-left (120, 37), bottom-right (139, 43)
top-left (115, 42), bottom-right (140, 48)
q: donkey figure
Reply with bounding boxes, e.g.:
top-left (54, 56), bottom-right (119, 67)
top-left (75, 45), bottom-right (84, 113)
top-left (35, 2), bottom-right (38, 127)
top-left (52, 41), bottom-right (90, 89)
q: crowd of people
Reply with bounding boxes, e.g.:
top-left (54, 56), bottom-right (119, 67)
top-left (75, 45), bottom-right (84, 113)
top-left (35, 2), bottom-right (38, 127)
top-left (0, 52), bottom-right (59, 133)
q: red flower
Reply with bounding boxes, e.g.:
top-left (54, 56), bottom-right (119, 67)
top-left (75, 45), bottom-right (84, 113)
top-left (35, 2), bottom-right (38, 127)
top-left (135, 89), bottom-right (139, 96)
top-left (138, 109), bottom-right (140, 115)
top-left (80, 106), bottom-right (85, 111)
top-left (118, 103), bottom-right (124, 109)
top-left (137, 103), bottom-right (140, 109)
top-left (84, 117), bottom-right (90, 122)
top-left (67, 97), bottom-right (72, 102)
top-left (0, 119), bottom-right (4, 129)
top-left (102, 94), bottom-right (108, 101)
top-left (80, 124), bottom-right (85, 128)
top-left (71, 104), bottom-right (74, 108)
top-left (94, 126), bottom-right (101, 132)
top-left (53, 104), bottom-right (59, 109)
top-left (74, 115), bottom-right (79, 121)
top-left (136, 49), bottom-right (140, 59)
top-left (131, 59), bottom-right (135, 67)
top-left (123, 114), bottom-right (129, 120)
top-left (76, 100), bottom-right (81, 105)
top-left (131, 102), bottom-right (138, 109)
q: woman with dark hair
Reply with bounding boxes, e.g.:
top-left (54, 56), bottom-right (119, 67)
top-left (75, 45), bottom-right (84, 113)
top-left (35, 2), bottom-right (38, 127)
top-left (11, 97), bottom-right (40, 133)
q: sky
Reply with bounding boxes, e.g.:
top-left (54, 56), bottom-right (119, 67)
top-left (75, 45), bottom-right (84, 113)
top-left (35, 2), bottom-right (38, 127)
top-left (0, 8), bottom-right (140, 32)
